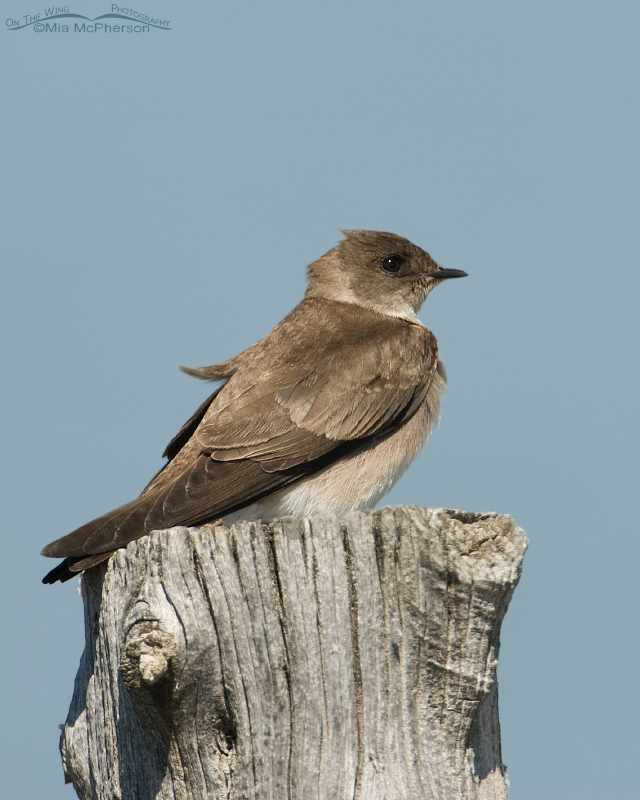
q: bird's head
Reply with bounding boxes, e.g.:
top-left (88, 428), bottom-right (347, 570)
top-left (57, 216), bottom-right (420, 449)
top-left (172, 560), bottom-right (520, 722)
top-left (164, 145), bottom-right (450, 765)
top-left (305, 230), bottom-right (467, 319)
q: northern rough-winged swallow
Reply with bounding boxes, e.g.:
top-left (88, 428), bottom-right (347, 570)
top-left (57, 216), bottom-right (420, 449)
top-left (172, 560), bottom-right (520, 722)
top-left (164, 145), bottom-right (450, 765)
top-left (42, 230), bottom-right (467, 583)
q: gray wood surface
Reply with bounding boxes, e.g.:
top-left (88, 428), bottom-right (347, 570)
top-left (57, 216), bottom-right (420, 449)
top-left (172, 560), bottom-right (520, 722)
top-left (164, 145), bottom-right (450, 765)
top-left (59, 506), bottom-right (527, 800)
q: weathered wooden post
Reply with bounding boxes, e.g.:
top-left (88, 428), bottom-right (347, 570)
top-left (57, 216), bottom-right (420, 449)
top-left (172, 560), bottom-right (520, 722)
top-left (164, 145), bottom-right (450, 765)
top-left (59, 506), bottom-right (527, 800)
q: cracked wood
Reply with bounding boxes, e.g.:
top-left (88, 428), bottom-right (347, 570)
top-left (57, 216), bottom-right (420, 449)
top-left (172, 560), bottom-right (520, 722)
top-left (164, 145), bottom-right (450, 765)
top-left (59, 506), bottom-right (527, 800)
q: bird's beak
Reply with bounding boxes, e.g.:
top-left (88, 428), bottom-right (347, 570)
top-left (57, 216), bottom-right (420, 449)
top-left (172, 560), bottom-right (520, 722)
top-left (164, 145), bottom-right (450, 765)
top-left (426, 269), bottom-right (468, 280)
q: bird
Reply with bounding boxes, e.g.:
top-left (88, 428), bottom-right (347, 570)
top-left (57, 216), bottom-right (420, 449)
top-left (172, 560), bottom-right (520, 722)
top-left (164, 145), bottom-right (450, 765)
top-left (42, 230), bottom-right (467, 583)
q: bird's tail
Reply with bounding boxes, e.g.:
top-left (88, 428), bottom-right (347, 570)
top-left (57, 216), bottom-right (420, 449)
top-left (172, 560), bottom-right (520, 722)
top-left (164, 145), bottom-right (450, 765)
top-left (42, 551), bottom-right (114, 584)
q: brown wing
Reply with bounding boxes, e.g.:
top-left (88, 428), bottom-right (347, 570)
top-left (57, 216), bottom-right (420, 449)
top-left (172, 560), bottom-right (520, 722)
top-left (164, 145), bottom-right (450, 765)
top-left (197, 321), bottom-right (434, 469)
top-left (161, 385), bottom-right (224, 461)
top-left (42, 299), bottom-right (438, 574)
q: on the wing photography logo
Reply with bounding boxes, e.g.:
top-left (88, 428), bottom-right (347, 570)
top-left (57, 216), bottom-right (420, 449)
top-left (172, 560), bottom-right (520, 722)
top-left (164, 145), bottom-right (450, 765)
top-left (6, 5), bottom-right (170, 33)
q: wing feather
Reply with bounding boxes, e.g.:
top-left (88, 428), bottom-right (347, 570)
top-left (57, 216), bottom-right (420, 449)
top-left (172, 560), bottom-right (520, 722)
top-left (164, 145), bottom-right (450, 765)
top-left (42, 299), bottom-right (439, 569)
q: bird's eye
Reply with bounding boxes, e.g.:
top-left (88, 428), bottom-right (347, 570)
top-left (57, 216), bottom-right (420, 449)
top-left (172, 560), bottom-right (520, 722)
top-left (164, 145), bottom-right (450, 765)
top-left (380, 255), bottom-right (405, 274)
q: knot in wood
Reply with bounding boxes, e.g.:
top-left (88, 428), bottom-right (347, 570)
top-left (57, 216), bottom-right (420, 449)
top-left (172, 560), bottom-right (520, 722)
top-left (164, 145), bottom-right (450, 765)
top-left (120, 620), bottom-right (177, 690)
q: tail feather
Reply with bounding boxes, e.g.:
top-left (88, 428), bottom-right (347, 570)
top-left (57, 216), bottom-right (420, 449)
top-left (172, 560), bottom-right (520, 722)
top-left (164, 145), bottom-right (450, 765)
top-left (40, 493), bottom-right (157, 559)
top-left (41, 450), bottom-right (316, 583)
top-left (42, 551), bottom-right (115, 584)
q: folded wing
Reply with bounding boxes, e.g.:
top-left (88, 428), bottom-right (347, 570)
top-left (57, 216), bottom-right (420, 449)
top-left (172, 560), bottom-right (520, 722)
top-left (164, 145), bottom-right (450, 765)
top-left (42, 299), bottom-right (438, 580)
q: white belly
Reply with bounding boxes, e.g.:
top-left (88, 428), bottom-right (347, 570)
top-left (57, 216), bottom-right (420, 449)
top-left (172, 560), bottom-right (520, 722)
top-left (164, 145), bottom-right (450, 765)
top-left (222, 388), bottom-right (440, 524)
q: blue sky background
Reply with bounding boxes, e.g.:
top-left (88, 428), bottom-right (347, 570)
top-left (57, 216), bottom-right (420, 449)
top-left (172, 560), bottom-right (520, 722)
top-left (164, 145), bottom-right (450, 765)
top-left (1, 2), bottom-right (639, 798)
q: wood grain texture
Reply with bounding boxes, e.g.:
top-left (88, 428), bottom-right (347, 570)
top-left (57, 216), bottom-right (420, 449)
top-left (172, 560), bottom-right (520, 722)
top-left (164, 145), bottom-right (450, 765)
top-left (59, 506), bottom-right (527, 800)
